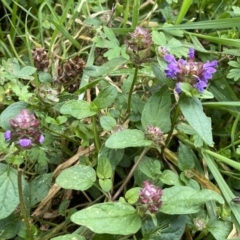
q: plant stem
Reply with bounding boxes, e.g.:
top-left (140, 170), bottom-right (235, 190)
top-left (92, 115), bottom-right (100, 153)
top-left (112, 147), bottom-right (149, 201)
top-left (165, 102), bottom-right (180, 147)
top-left (127, 65), bottom-right (139, 116)
top-left (18, 169), bottom-right (34, 240)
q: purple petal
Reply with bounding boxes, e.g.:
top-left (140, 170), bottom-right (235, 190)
top-left (39, 135), bottom-right (44, 143)
top-left (188, 48), bottom-right (195, 58)
top-left (194, 80), bottom-right (207, 92)
top-left (4, 130), bottom-right (11, 141)
top-left (204, 60), bottom-right (218, 68)
top-left (19, 138), bottom-right (32, 147)
top-left (164, 54), bottom-right (176, 63)
top-left (175, 82), bottom-right (182, 93)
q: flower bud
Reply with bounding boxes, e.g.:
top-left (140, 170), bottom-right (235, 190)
top-left (4, 130), bottom-right (11, 141)
top-left (10, 109), bottom-right (40, 129)
top-left (125, 26), bottom-right (153, 64)
top-left (139, 180), bottom-right (163, 214)
top-left (145, 126), bottom-right (164, 145)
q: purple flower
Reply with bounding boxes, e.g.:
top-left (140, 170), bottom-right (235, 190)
top-left (39, 135), bottom-right (44, 143)
top-left (4, 130), bottom-right (11, 141)
top-left (164, 48), bottom-right (218, 93)
top-left (139, 180), bottom-right (163, 214)
top-left (19, 138), bottom-right (32, 147)
top-left (164, 54), bottom-right (181, 78)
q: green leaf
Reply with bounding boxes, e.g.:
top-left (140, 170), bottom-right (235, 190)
top-left (71, 202), bottom-right (141, 235)
top-left (207, 219), bottom-right (232, 240)
top-left (99, 179), bottom-right (112, 192)
top-left (103, 26), bottom-right (119, 46)
top-left (160, 186), bottom-right (224, 214)
top-left (138, 156), bottom-right (161, 179)
top-left (179, 96), bottom-right (213, 146)
top-left (105, 129), bottom-right (152, 149)
top-left (60, 100), bottom-right (97, 119)
top-left (100, 116), bottom-right (116, 131)
top-left (160, 170), bottom-right (183, 186)
top-left (19, 66), bottom-right (37, 77)
top-left (97, 156), bottom-right (112, 179)
top-left (227, 68), bottom-right (240, 81)
top-left (125, 187), bottom-right (141, 204)
top-left (38, 72), bottom-right (53, 83)
top-left (29, 173), bottom-right (52, 206)
top-left (178, 142), bottom-right (195, 171)
top-left (152, 31), bottom-right (167, 46)
top-left (142, 213), bottom-right (186, 240)
top-left (11, 84), bottom-right (33, 102)
top-left (192, 89), bottom-right (214, 99)
top-left (51, 234), bottom-right (85, 240)
top-left (0, 214), bottom-right (21, 239)
top-left (141, 85), bottom-right (172, 133)
top-left (0, 164), bottom-right (19, 219)
top-left (228, 60), bottom-right (240, 68)
top-left (93, 86), bottom-right (118, 109)
top-left (84, 57), bottom-right (127, 77)
top-left (0, 101), bottom-right (28, 130)
top-left (56, 165), bottom-right (96, 191)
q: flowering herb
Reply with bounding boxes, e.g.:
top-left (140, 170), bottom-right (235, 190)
top-left (164, 49), bottom-right (218, 93)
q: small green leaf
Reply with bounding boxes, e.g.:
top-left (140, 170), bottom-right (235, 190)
top-left (99, 179), bottom-right (112, 192)
top-left (179, 96), bottom-right (213, 146)
top-left (227, 68), bottom-right (240, 81)
top-left (125, 187), bottom-right (141, 204)
top-left (138, 156), bottom-right (161, 179)
top-left (178, 142), bottom-right (195, 171)
top-left (97, 156), bottom-right (112, 179)
top-left (105, 129), bottom-right (152, 149)
top-left (60, 100), bottom-right (97, 119)
top-left (152, 31), bottom-right (167, 46)
top-left (141, 85), bottom-right (172, 132)
top-left (93, 86), bottom-right (118, 109)
top-left (192, 89), bottom-right (214, 99)
top-left (100, 116), bottom-right (116, 131)
top-left (56, 165), bottom-right (96, 191)
top-left (160, 170), bottom-right (183, 186)
top-left (71, 202), bottom-right (141, 235)
top-left (38, 72), bottom-right (53, 83)
top-left (19, 66), bottom-right (37, 77)
top-left (160, 186), bottom-right (224, 214)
